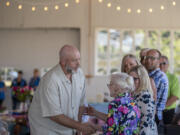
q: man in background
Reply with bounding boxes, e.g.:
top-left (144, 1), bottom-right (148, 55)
top-left (145, 49), bottom-right (169, 124)
top-left (160, 55), bottom-right (180, 124)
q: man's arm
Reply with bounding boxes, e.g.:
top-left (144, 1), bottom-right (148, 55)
top-left (166, 75), bottom-right (180, 107)
top-left (50, 114), bottom-right (95, 134)
top-left (156, 79), bottom-right (168, 120)
top-left (166, 96), bottom-right (179, 107)
top-left (78, 106), bottom-right (87, 122)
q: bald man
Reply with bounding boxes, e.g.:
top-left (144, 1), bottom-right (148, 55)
top-left (28, 45), bottom-right (95, 135)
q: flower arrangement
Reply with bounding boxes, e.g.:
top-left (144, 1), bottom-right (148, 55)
top-left (12, 86), bottom-right (34, 102)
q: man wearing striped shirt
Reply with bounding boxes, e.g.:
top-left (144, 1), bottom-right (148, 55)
top-left (145, 49), bottom-right (169, 125)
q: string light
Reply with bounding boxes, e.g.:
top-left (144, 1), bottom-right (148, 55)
top-left (75, 0), bottom-right (80, 4)
top-left (137, 9), bottom-right (141, 14)
top-left (160, 5), bottom-right (165, 10)
top-left (18, 5), bottom-right (22, 10)
top-left (107, 3), bottom-right (111, 8)
top-left (54, 5), bottom-right (59, 10)
top-left (32, 6), bottom-right (36, 11)
top-left (1, 0), bottom-right (177, 13)
top-left (6, 1), bottom-right (10, 7)
top-left (65, 3), bottom-right (69, 7)
top-left (44, 6), bottom-right (48, 11)
top-left (116, 6), bottom-right (120, 11)
top-left (127, 8), bottom-right (131, 13)
top-left (172, 1), bottom-right (176, 6)
top-left (149, 8), bottom-right (153, 13)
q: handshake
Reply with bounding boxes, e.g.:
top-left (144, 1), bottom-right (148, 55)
top-left (77, 106), bottom-right (102, 135)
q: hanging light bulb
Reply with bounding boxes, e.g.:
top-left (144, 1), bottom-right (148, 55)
top-left (44, 6), bottom-right (48, 11)
top-left (6, 1), bottom-right (10, 7)
top-left (54, 5), bottom-right (59, 10)
top-left (137, 9), bottom-right (141, 14)
top-left (107, 3), bottom-right (111, 8)
top-left (172, 1), bottom-right (176, 6)
top-left (116, 6), bottom-right (121, 11)
top-left (65, 3), bottom-right (69, 7)
top-left (98, 0), bottom-right (103, 3)
top-left (149, 8), bottom-right (153, 13)
top-left (127, 8), bottom-right (131, 13)
top-left (75, 0), bottom-right (80, 4)
top-left (32, 6), bottom-right (36, 11)
top-left (160, 5), bottom-right (165, 10)
top-left (18, 5), bottom-right (22, 10)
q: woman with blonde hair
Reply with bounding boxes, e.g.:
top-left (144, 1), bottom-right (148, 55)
top-left (121, 54), bottom-right (141, 73)
top-left (88, 72), bottom-right (140, 135)
top-left (129, 65), bottom-right (157, 135)
top-left (121, 54), bottom-right (157, 101)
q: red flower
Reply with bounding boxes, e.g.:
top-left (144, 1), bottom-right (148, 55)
top-left (13, 87), bottom-right (18, 91)
top-left (20, 89), bottom-right (25, 93)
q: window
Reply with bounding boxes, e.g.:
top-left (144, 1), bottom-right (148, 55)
top-left (0, 67), bottom-right (18, 87)
top-left (95, 29), bottom-right (180, 76)
top-left (135, 30), bottom-right (145, 56)
top-left (174, 31), bottom-right (180, 75)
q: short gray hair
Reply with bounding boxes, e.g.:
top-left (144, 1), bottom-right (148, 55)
top-left (110, 72), bottom-right (135, 92)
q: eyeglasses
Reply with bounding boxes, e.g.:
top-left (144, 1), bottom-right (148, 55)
top-left (133, 77), bottom-right (140, 81)
top-left (146, 56), bottom-right (159, 61)
top-left (160, 62), bottom-right (167, 66)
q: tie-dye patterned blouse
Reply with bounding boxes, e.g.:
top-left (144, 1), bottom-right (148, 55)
top-left (103, 92), bottom-right (140, 135)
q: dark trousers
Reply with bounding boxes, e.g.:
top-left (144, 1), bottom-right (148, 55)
top-left (12, 97), bottom-right (20, 110)
top-left (0, 99), bottom-right (4, 107)
top-left (155, 114), bottom-right (165, 135)
top-left (155, 114), bottom-right (160, 125)
top-left (163, 109), bottom-right (175, 125)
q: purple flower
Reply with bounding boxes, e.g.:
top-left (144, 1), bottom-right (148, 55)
top-left (120, 97), bottom-right (127, 104)
top-left (118, 106), bottom-right (124, 112)
top-left (123, 107), bottom-right (129, 114)
top-left (107, 117), bottom-right (114, 126)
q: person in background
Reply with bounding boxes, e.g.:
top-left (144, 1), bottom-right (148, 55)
top-left (29, 68), bottom-right (40, 90)
top-left (88, 72), bottom-right (140, 135)
top-left (139, 48), bottom-right (150, 66)
top-left (0, 76), bottom-right (6, 110)
top-left (121, 54), bottom-right (157, 101)
top-left (11, 70), bottom-right (27, 110)
top-left (160, 55), bottom-right (180, 125)
top-left (145, 49), bottom-right (169, 125)
top-left (129, 65), bottom-right (157, 135)
top-left (121, 54), bottom-right (141, 73)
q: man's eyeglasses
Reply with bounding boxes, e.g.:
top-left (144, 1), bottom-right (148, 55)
top-left (133, 77), bottom-right (140, 81)
top-left (160, 62), bottom-right (167, 66)
top-left (145, 56), bottom-right (159, 61)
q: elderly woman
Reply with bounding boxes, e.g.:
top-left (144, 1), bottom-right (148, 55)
top-left (88, 72), bottom-right (140, 135)
top-left (129, 65), bottom-right (157, 135)
top-left (121, 54), bottom-right (157, 101)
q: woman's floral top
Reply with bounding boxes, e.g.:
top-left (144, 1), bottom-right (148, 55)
top-left (134, 90), bottom-right (157, 135)
top-left (103, 92), bottom-right (140, 135)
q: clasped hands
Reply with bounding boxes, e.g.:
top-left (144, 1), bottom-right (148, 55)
top-left (77, 106), bottom-right (100, 135)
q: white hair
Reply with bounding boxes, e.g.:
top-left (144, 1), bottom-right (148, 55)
top-left (110, 72), bottom-right (135, 92)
